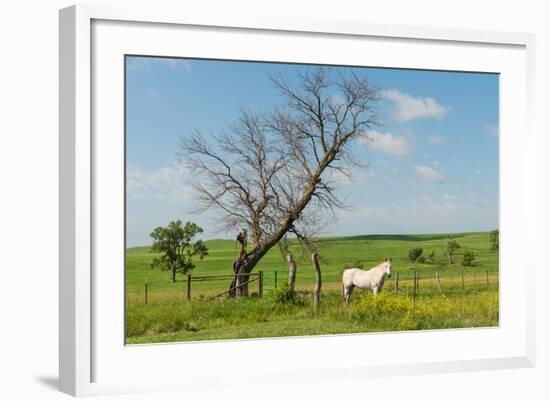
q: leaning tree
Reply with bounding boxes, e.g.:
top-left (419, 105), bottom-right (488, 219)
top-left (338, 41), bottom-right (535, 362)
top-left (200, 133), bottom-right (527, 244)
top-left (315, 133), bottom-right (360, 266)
top-left (181, 68), bottom-right (381, 295)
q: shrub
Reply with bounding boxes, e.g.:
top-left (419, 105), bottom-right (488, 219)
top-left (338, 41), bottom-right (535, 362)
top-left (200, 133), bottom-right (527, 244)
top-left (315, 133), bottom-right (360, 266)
top-left (423, 250), bottom-right (436, 265)
top-left (269, 283), bottom-right (302, 305)
top-left (462, 250), bottom-right (476, 266)
top-left (408, 247), bottom-right (423, 263)
top-left (490, 229), bottom-right (499, 250)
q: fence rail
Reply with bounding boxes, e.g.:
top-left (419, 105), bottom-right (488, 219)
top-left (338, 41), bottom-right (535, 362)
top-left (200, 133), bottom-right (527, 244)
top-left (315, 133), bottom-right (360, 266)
top-left (187, 271), bottom-right (264, 301)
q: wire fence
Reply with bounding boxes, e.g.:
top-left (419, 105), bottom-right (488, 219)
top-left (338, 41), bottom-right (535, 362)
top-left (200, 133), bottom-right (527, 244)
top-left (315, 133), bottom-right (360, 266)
top-left (127, 268), bottom-right (499, 305)
top-left (261, 270), bottom-right (289, 291)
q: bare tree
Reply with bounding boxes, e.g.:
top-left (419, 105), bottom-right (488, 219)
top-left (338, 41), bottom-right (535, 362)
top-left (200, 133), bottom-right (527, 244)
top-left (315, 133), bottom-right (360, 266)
top-left (181, 68), bottom-right (381, 295)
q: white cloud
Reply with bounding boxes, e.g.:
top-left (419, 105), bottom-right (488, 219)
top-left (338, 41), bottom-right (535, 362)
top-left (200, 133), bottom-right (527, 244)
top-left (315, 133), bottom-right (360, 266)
top-left (414, 165), bottom-right (445, 183)
top-left (126, 57), bottom-right (192, 72)
top-left (467, 192), bottom-right (492, 208)
top-left (332, 191), bottom-right (497, 237)
top-left (363, 130), bottom-right (410, 156)
top-left (442, 193), bottom-right (457, 201)
top-left (428, 135), bottom-right (446, 144)
top-left (161, 58), bottom-right (192, 71)
top-left (126, 57), bottom-right (151, 72)
top-left (127, 162), bottom-right (191, 201)
top-left (483, 122), bottom-right (499, 137)
top-left (383, 89), bottom-right (449, 122)
top-left (326, 168), bottom-right (374, 187)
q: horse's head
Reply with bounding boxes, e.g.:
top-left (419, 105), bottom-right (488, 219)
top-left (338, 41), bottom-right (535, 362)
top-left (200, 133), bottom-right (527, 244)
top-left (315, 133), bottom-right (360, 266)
top-left (384, 258), bottom-right (392, 278)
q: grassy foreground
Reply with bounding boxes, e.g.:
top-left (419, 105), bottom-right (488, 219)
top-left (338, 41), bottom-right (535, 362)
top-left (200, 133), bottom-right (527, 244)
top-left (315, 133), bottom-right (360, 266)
top-left (126, 232), bottom-right (499, 344)
top-left (127, 289), bottom-right (498, 344)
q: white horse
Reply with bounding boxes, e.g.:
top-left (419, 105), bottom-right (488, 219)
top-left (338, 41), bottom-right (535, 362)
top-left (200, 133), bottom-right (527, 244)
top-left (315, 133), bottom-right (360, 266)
top-left (342, 258), bottom-right (392, 305)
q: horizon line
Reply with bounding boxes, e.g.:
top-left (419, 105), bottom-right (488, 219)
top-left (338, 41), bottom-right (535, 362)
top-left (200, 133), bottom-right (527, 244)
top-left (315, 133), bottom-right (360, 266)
top-left (126, 229), bottom-right (497, 249)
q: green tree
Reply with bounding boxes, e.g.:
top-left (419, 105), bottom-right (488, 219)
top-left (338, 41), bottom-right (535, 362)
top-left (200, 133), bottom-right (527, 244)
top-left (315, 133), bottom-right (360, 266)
top-left (425, 250), bottom-right (436, 264)
top-left (150, 220), bottom-right (208, 283)
top-left (442, 237), bottom-right (460, 265)
top-left (462, 250), bottom-right (475, 267)
top-left (408, 247), bottom-right (423, 263)
top-left (490, 229), bottom-right (499, 250)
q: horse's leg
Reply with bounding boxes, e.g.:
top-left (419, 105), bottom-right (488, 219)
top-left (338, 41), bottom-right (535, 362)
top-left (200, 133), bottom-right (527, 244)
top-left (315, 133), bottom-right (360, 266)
top-left (343, 284), bottom-right (353, 306)
top-left (343, 284), bottom-right (348, 306)
top-left (348, 284), bottom-right (355, 302)
top-left (373, 286), bottom-right (379, 296)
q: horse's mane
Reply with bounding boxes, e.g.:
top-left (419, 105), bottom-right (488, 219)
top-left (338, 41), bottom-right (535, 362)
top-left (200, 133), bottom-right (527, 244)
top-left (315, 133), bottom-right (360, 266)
top-left (365, 261), bottom-right (385, 271)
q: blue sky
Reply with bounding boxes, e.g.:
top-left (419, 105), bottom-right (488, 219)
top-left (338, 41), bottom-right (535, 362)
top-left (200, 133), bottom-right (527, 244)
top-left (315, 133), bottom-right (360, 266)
top-left (125, 56), bottom-right (499, 247)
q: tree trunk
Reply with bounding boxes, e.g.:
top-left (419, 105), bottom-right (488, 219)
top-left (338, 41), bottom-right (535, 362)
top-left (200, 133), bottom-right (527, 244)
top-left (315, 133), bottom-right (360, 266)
top-left (236, 267), bottom-right (250, 297)
top-left (171, 264), bottom-right (176, 283)
top-left (226, 158), bottom-right (331, 296)
top-left (311, 253), bottom-right (321, 312)
top-left (229, 250), bottom-right (250, 297)
top-left (287, 254), bottom-right (297, 291)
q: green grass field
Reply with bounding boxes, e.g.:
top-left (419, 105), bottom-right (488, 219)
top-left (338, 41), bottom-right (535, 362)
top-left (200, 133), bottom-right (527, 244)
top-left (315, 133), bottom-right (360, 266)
top-left (126, 231), bottom-right (499, 344)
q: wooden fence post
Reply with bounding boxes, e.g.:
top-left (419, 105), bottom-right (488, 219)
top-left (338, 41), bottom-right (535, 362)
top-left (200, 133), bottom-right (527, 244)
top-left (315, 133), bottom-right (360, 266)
top-left (287, 254), bottom-right (297, 291)
top-left (274, 271), bottom-right (278, 289)
top-left (145, 280), bottom-right (148, 305)
top-left (395, 272), bottom-right (399, 293)
top-left (461, 268), bottom-right (465, 291)
top-left (435, 272), bottom-right (442, 293)
top-left (312, 253), bottom-right (321, 312)
top-left (187, 274), bottom-right (192, 302)
top-left (486, 270), bottom-right (489, 288)
top-left (258, 271), bottom-right (263, 298)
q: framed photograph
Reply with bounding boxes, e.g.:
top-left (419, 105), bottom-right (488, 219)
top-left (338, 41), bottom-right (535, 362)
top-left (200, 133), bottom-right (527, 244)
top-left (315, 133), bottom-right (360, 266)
top-left (59, 4), bottom-right (536, 396)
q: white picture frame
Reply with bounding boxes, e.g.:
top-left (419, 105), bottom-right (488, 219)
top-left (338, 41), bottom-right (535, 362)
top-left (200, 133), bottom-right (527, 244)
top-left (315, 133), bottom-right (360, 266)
top-left (59, 4), bottom-right (536, 397)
